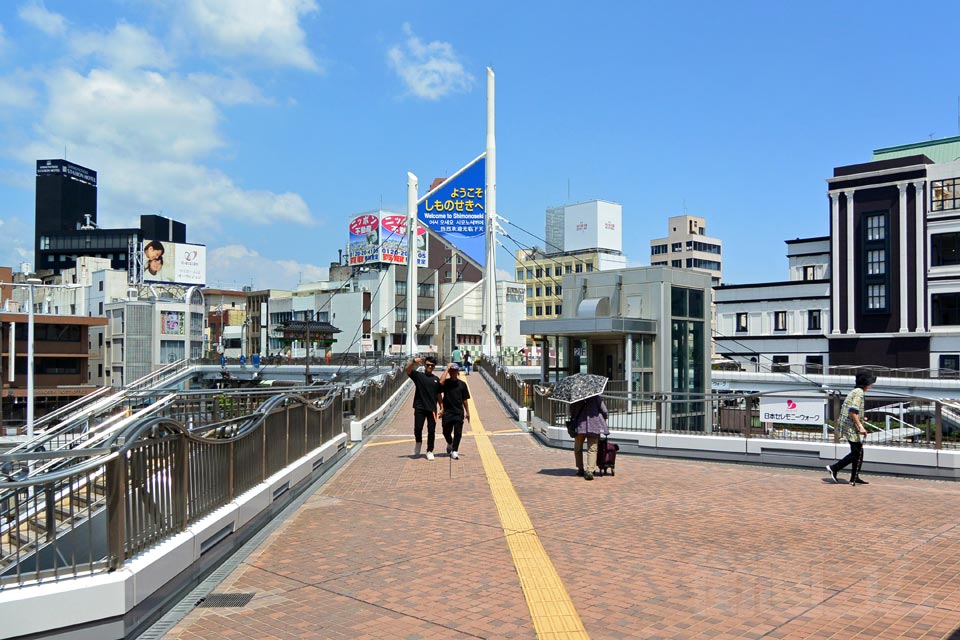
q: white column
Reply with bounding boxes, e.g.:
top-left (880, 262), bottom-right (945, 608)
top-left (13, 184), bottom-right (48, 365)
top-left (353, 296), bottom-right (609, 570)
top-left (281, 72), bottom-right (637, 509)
top-left (897, 183), bottom-right (909, 332)
top-left (406, 172), bottom-right (418, 357)
top-left (830, 192), bottom-right (841, 334)
top-left (913, 180), bottom-right (926, 331)
top-left (844, 190), bottom-right (856, 334)
top-left (484, 67), bottom-right (497, 359)
top-left (625, 333), bottom-right (633, 413)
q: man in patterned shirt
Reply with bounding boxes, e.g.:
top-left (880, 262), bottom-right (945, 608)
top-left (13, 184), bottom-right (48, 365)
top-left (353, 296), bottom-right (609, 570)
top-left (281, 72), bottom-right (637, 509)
top-left (826, 372), bottom-right (876, 485)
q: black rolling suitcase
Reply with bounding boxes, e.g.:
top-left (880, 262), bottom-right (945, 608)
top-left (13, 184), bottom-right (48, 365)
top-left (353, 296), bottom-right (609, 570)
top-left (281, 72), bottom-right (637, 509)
top-left (596, 436), bottom-right (619, 476)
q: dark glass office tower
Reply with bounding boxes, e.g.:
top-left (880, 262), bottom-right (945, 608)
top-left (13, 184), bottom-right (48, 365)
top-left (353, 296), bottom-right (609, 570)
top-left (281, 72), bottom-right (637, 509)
top-left (35, 159), bottom-right (98, 273)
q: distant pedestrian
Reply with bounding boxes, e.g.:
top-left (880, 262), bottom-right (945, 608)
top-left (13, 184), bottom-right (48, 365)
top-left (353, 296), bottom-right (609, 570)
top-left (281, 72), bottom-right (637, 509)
top-left (451, 346), bottom-right (463, 367)
top-left (405, 356), bottom-right (441, 460)
top-left (827, 372), bottom-right (876, 485)
top-left (571, 395), bottom-right (609, 481)
top-left (438, 363), bottom-right (471, 459)
top-left (462, 350), bottom-right (472, 375)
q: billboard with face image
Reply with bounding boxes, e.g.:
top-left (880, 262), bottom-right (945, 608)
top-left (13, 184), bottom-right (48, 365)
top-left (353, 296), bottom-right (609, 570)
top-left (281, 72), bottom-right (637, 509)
top-left (143, 239), bottom-right (207, 285)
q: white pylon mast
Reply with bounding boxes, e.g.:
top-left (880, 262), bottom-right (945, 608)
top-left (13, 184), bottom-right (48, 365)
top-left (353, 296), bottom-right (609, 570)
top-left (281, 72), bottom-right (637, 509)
top-left (406, 172), bottom-right (418, 358)
top-left (484, 67), bottom-right (497, 360)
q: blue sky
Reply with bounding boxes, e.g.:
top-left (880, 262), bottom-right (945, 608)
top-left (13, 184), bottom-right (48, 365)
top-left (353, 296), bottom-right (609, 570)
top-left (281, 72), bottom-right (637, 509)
top-left (1, 1), bottom-right (959, 289)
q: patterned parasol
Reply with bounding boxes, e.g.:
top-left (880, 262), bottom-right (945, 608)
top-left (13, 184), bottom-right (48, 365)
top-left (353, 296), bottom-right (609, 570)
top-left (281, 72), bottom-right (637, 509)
top-left (548, 373), bottom-right (609, 404)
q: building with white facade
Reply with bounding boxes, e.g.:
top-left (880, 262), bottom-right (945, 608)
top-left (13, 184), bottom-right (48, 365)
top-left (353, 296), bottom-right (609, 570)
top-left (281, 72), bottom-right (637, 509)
top-left (714, 237), bottom-right (830, 374)
top-left (650, 215), bottom-right (723, 286)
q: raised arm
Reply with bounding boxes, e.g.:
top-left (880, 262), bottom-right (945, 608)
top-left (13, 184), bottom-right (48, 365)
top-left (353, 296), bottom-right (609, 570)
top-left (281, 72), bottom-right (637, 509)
top-left (405, 356), bottom-right (422, 377)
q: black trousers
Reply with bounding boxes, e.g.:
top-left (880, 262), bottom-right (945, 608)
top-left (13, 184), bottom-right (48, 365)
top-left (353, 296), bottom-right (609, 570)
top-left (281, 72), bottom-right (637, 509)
top-left (442, 420), bottom-right (464, 451)
top-left (413, 410), bottom-right (437, 451)
top-left (832, 440), bottom-right (864, 479)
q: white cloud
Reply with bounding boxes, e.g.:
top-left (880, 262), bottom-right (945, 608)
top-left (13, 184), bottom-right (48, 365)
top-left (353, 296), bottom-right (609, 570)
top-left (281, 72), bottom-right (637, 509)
top-left (186, 72), bottom-right (271, 105)
top-left (70, 22), bottom-right (173, 70)
top-left (17, 1), bottom-right (66, 37)
top-left (19, 67), bottom-right (312, 230)
top-left (176, 0), bottom-right (319, 71)
top-left (207, 244), bottom-right (327, 289)
top-left (0, 216), bottom-right (35, 269)
top-left (0, 74), bottom-right (36, 108)
top-left (40, 68), bottom-right (221, 159)
top-left (387, 23), bottom-right (474, 100)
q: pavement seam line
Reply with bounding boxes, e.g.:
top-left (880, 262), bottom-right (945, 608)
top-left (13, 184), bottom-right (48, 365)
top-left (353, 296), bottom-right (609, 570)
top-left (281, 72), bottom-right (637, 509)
top-left (467, 393), bottom-right (590, 640)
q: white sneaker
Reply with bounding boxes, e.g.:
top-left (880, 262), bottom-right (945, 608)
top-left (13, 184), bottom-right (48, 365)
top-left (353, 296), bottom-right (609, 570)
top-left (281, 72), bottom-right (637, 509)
top-left (426, 452), bottom-right (435, 461)
top-left (414, 442), bottom-right (422, 458)
top-left (451, 451), bottom-right (459, 460)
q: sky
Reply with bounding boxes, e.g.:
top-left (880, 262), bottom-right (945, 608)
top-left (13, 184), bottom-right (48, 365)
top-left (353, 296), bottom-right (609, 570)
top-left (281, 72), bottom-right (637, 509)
top-left (1, 1), bottom-right (960, 290)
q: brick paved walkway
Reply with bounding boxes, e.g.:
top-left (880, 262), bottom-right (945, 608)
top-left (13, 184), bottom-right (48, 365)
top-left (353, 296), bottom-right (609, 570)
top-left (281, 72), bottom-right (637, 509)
top-left (165, 374), bottom-right (960, 639)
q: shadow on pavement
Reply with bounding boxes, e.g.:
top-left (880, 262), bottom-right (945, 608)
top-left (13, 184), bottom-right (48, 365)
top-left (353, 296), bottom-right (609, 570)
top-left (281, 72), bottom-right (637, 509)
top-left (538, 468), bottom-right (580, 477)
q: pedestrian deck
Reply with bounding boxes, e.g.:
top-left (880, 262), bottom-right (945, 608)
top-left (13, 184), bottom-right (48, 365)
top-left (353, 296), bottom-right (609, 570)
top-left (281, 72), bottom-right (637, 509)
top-left (165, 374), bottom-right (960, 639)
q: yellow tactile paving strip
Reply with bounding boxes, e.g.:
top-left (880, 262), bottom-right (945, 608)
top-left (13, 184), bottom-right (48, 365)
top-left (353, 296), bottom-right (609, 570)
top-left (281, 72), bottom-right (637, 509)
top-left (466, 396), bottom-right (590, 640)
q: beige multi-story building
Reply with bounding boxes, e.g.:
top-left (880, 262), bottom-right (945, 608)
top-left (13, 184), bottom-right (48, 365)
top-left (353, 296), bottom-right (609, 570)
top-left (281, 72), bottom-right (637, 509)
top-left (650, 215), bottom-right (723, 286)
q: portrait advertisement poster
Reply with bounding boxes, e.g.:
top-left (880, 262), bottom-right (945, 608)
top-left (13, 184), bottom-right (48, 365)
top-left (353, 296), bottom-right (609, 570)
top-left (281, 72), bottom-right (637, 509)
top-left (143, 240), bottom-right (207, 286)
top-left (160, 311), bottom-right (185, 335)
top-left (417, 155), bottom-right (486, 266)
top-left (348, 213), bottom-right (380, 265)
top-left (379, 214), bottom-right (428, 267)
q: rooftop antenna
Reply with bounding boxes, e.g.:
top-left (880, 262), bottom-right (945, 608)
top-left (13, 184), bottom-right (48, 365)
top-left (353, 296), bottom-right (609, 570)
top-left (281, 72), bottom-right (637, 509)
top-left (682, 198), bottom-right (688, 215)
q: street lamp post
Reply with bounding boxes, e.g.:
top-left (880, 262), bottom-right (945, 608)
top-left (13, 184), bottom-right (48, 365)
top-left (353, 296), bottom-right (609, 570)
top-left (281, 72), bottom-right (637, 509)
top-left (305, 311), bottom-right (313, 385)
top-left (25, 277), bottom-right (42, 441)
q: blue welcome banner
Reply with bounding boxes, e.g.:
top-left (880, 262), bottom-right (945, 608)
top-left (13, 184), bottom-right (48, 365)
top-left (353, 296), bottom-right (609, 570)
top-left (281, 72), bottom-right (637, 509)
top-left (418, 154), bottom-right (486, 266)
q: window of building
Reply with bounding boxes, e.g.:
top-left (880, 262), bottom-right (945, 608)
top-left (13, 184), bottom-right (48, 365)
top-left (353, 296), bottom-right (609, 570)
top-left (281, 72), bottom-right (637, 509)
top-left (670, 288), bottom-right (706, 429)
top-left (686, 258), bottom-right (722, 271)
top-left (98, 281), bottom-right (104, 291)
top-left (932, 178), bottom-right (959, 211)
top-left (417, 308), bottom-right (432, 324)
top-left (651, 244), bottom-right (668, 255)
top-left (671, 242), bottom-right (682, 252)
top-left (417, 283), bottom-right (434, 298)
top-left (805, 355), bottom-right (824, 374)
top-left (867, 249), bottom-right (885, 275)
top-left (545, 305), bottom-right (552, 315)
top-left (586, 263), bottom-right (593, 272)
top-left (545, 267), bottom-right (552, 277)
top-left (866, 214), bottom-right (886, 241)
top-left (736, 312), bottom-right (748, 332)
top-left (808, 309), bottom-right (821, 331)
top-left (535, 305), bottom-right (543, 316)
top-left (932, 232), bottom-right (960, 267)
top-left (526, 305), bottom-right (533, 316)
top-left (932, 292), bottom-right (960, 326)
top-left (98, 301), bottom-right (104, 315)
top-left (396, 281), bottom-right (407, 296)
top-left (395, 308), bottom-right (407, 322)
top-left (526, 268), bottom-right (533, 279)
top-left (940, 354), bottom-right (960, 377)
top-left (516, 269), bottom-right (523, 280)
top-left (535, 267), bottom-right (543, 278)
top-left (526, 286), bottom-right (534, 297)
top-left (555, 304), bottom-right (562, 315)
top-left (565, 264), bottom-right (572, 274)
top-left (545, 285), bottom-right (552, 296)
top-left (555, 284), bottom-right (562, 295)
top-left (803, 265), bottom-right (817, 281)
top-left (867, 284), bottom-right (887, 310)
top-left (772, 355), bottom-right (790, 373)
top-left (863, 212), bottom-right (889, 312)
top-left (774, 311), bottom-right (787, 331)
top-left (671, 260), bottom-right (682, 268)
top-left (535, 287), bottom-right (542, 297)
top-left (575, 263), bottom-right (583, 273)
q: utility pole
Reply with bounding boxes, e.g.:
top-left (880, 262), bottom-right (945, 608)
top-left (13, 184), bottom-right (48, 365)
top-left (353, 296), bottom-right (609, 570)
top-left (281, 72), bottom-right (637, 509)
top-left (484, 67), bottom-right (497, 359)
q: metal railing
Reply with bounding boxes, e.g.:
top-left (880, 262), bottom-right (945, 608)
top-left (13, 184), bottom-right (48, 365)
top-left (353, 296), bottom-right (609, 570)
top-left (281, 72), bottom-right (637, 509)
top-left (349, 366), bottom-right (408, 421)
top-left (717, 361), bottom-right (960, 380)
top-left (475, 359), bottom-right (956, 450)
top-left (0, 386), bottom-right (343, 588)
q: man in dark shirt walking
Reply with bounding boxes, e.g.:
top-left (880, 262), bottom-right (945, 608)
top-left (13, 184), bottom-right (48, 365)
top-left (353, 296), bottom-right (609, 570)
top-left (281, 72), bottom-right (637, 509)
top-left (438, 362), bottom-right (471, 459)
top-left (405, 356), bottom-right (441, 460)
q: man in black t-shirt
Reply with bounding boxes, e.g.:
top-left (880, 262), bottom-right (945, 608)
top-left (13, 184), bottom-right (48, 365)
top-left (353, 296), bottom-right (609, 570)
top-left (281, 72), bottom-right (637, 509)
top-left (438, 362), bottom-right (471, 460)
top-left (405, 355), bottom-right (441, 460)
